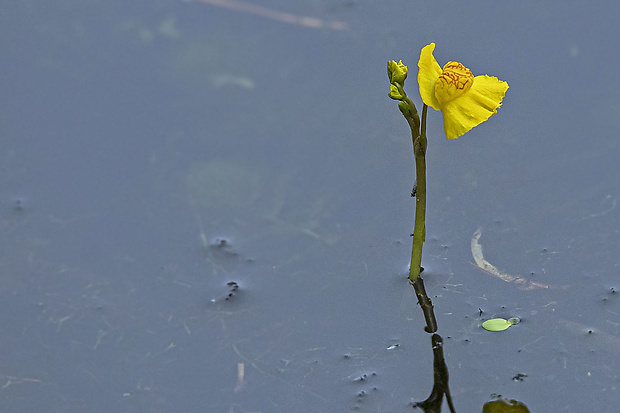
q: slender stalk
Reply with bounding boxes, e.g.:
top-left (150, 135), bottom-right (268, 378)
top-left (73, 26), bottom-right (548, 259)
top-left (409, 104), bottom-right (428, 281)
top-left (411, 277), bottom-right (437, 333)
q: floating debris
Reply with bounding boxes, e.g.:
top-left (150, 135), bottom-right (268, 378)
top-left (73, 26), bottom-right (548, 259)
top-left (189, 0), bottom-right (348, 31)
top-left (471, 227), bottom-right (551, 290)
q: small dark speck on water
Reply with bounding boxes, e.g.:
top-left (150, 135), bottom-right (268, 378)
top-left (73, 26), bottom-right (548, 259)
top-left (227, 281), bottom-right (239, 290)
top-left (12, 198), bottom-right (25, 212)
top-left (225, 281), bottom-right (239, 300)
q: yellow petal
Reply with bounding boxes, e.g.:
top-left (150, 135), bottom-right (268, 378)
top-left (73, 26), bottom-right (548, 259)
top-left (417, 43), bottom-right (442, 110)
top-left (440, 75), bottom-right (509, 140)
top-left (434, 61), bottom-right (474, 106)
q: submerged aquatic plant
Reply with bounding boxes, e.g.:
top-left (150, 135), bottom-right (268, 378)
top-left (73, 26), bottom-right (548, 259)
top-left (387, 43), bottom-right (511, 413)
top-left (387, 43), bottom-right (509, 281)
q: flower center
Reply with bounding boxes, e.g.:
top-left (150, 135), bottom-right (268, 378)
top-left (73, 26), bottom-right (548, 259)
top-left (434, 61), bottom-right (474, 105)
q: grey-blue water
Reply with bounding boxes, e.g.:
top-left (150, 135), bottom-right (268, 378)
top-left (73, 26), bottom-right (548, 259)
top-left (1, 1), bottom-right (619, 412)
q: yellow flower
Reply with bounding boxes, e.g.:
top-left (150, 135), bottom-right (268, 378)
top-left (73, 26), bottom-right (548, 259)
top-left (417, 43), bottom-right (509, 140)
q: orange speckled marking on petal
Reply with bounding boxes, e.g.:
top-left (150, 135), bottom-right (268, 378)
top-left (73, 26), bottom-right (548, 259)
top-left (434, 61), bottom-right (474, 105)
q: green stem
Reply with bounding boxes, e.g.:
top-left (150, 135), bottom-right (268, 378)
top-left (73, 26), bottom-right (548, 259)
top-left (400, 94), bottom-right (420, 134)
top-left (409, 104), bottom-right (428, 281)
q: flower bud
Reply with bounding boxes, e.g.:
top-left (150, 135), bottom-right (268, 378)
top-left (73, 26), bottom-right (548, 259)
top-left (388, 60), bottom-right (408, 85)
top-left (388, 84), bottom-right (404, 100)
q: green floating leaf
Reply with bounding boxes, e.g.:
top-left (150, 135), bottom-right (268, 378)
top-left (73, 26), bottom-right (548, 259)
top-left (483, 318), bottom-right (513, 332)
